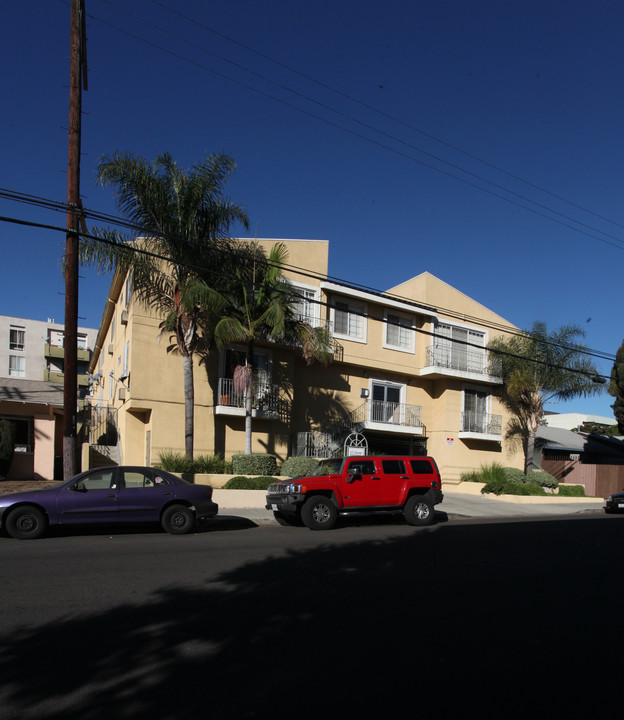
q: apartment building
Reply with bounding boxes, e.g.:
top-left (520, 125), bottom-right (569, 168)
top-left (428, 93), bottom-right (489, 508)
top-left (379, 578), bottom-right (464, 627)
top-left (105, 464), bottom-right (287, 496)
top-left (0, 315), bottom-right (97, 480)
top-left (86, 239), bottom-right (523, 482)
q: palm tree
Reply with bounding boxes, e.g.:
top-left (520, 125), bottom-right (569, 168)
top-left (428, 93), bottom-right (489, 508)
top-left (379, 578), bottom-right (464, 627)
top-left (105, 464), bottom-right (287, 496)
top-left (191, 242), bottom-right (333, 454)
top-left (80, 151), bottom-right (249, 459)
top-left (489, 322), bottom-right (602, 472)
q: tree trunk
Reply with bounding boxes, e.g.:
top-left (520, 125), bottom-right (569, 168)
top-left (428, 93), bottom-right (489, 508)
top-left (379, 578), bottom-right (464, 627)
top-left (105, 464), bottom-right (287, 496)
top-left (245, 341), bottom-right (255, 454)
top-left (524, 431), bottom-right (536, 474)
top-left (183, 354), bottom-right (194, 460)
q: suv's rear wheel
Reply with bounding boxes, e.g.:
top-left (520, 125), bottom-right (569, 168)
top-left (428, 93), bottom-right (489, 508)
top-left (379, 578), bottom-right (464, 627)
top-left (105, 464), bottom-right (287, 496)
top-left (301, 496), bottom-right (338, 530)
top-left (403, 495), bottom-right (435, 526)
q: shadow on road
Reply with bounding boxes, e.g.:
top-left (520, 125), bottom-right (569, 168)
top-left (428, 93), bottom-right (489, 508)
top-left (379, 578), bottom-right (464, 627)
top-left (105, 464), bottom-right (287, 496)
top-left (0, 515), bottom-right (620, 718)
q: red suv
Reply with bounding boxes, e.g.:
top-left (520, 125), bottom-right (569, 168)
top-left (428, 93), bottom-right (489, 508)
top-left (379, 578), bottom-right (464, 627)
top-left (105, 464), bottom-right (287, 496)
top-left (266, 455), bottom-right (443, 530)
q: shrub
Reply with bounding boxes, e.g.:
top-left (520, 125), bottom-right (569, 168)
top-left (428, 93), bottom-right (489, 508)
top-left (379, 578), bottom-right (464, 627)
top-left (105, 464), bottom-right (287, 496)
top-left (232, 453), bottom-right (277, 476)
top-left (223, 475), bottom-right (277, 490)
top-left (158, 450), bottom-right (195, 473)
top-left (503, 467), bottom-right (527, 484)
top-left (194, 453), bottom-right (231, 474)
top-left (528, 470), bottom-right (558, 489)
top-left (460, 470), bottom-right (481, 483)
top-left (478, 463), bottom-right (506, 485)
top-left (558, 484), bottom-right (586, 497)
top-left (280, 457), bottom-right (319, 477)
top-left (482, 479), bottom-right (546, 496)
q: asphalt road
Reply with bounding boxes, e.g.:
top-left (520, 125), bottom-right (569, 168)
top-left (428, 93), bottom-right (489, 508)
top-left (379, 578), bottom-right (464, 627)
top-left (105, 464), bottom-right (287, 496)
top-left (0, 511), bottom-right (621, 719)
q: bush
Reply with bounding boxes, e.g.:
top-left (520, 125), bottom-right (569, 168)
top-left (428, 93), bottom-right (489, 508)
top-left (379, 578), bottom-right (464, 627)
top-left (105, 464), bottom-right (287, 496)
top-left (558, 484), bottom-right (586, 497)
top-left (232, 453), bottom-right (277, 476)
top-left (482, 479), bottom-right (546, 496)
top-left (280, 457), bottom-right (319, 477)
top-left (223, 475), bottom-right (277, 490)
top-left (193, 453), bottom-right (232, 474)
top-left (528, 470), bottom-right (558, 489)
top-left (478, 463), bottom-right (506, 485)
top-left (158, 450), bottom-right (195, 473)
top-left (460, 470), bottom-right (481, 483)
top-left (503, 467), bottom-right (527, 484)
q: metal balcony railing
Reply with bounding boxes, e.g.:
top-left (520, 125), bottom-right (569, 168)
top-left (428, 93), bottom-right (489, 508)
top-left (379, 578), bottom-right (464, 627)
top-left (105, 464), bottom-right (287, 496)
top-left (351, 400), bottom-right (423, 428)
top-left (425, 345), bottom-right (502, 379)
top-left (217, 377), bottom-right (280, 415)
top-left (460, 412), bottom-right (502, 436)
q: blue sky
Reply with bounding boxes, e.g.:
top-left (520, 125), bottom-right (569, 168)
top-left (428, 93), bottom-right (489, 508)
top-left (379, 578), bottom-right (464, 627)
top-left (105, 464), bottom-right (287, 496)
top-left (2, 0), bottom-right (623, 418)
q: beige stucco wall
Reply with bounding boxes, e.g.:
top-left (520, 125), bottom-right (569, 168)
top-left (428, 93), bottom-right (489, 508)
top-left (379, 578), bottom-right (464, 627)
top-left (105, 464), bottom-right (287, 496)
top-left (87, 243), bottom-right (524, 482)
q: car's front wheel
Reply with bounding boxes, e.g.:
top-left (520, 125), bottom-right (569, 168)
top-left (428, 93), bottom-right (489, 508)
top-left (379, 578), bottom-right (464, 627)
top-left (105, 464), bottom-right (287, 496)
top-left (301, 496), bottom-right (338, 530)
top-left (403, 495), bottom-right (435, 526)
top-left (161, 504), bottom-right (195, 535)
top-left (5, 505), bottom-right (48, 539)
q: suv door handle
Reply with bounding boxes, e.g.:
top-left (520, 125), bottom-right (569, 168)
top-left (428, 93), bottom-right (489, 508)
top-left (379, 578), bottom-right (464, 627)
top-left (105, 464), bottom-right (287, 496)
top-left (400, 476), bottom-right (409, 479)
top-left (371, 476), bottom-right (380, 480)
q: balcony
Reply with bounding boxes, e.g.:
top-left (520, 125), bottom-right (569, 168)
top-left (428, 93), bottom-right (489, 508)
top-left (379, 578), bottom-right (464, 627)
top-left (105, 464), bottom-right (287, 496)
top-left (421, 345), bottom-right (502, 383)
top-left (459, 412), bottom-right (503, 441)
top-left (44, 343), bottom-right (91, 363)
top-left (351, 400), bottom-right (425, 435)
top-left (215, 378), bottom-right (281, 419)
top-left (44, 369), bottom-right (90, 387)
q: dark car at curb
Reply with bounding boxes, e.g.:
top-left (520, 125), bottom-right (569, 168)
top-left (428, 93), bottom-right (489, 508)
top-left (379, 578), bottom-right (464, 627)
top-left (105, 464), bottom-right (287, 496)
top-left (605, 490), bottom-right (624, 514)
top-left (0, 466), bottom-right (218, 539)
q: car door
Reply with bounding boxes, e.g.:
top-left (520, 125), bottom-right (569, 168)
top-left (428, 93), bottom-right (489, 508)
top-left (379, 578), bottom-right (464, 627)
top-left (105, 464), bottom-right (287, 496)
top-left (56, 468), bottom-right (120, 524)
top-left (116, 468), bottom-right (174, 522)
top-left (377, 459), bottom-right (408, 505)
top-left (340, 459), bottom-right (381, 508)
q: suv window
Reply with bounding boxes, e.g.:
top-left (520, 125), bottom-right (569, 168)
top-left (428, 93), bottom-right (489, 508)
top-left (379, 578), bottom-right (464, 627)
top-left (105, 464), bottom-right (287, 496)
top-left (347, 460), bottom-right (376, 475)
top-left (381, 459), bottom-right (406, 474)
top-left (409, 459), bottom-right (433, 474)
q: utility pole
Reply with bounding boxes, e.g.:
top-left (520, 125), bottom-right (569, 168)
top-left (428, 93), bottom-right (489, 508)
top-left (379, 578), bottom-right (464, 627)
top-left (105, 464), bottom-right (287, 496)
top-left (63, 0), bottom-right (87, 479)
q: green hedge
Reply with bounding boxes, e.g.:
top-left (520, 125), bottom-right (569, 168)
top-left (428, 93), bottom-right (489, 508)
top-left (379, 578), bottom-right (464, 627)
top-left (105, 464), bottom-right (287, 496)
top-left (232, 453), bottom-right (277, 476)
top-left (280, 457), bottom-right (319, 477)
top-left (527, 470), bottom-right (558, 489)
top-left (558, 484), bottom-right (586, 497)
top-left (482, 479), bottom-right (546, 496)
top-left (158, 451), bottom-right (231, 474)
top-left (223, 475), bottom-right (278, 490)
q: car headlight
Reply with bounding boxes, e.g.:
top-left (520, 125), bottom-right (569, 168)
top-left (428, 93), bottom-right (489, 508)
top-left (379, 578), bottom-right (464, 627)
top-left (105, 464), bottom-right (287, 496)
top-left (268, 483), bottom-right (303, 494)
top-left (607, 496), bottom-right (613, 503)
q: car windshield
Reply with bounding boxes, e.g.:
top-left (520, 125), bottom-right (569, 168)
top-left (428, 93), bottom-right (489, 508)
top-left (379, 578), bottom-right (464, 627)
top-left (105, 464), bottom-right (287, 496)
top-left (310, 459), bottom-right (344, 476)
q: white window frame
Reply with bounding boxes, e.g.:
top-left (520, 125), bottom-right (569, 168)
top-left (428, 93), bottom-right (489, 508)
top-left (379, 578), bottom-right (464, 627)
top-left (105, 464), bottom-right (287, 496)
top-left (384, 311), bottom-right (415, 353)
top-left (461, 385), bottom-right (491, 432)
top-left (9, 326), bottom-right (25, 351)
top-left (291, 282), bottom-right (320, 327)
top-left (9, 355), bottom-right (25, 377)
top-left (331, 299), bottom-right (367, 343)
top-left (434, 322), bottom-right (487, 373)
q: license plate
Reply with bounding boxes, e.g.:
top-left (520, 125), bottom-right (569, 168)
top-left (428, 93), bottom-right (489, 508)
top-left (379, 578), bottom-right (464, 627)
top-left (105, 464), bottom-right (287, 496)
top-left (271, 504), bottom-right (278, 511)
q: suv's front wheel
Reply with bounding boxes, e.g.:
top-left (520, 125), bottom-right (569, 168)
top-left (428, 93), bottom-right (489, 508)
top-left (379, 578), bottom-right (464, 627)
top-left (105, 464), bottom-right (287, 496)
top-left (403, 495), bottom-right (435, 526)
top-left (301, 495), bottom-right (338, 530)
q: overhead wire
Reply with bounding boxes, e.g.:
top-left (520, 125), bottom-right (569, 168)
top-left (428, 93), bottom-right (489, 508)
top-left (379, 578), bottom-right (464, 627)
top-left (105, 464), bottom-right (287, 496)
top-left (0, 184), bottom-right (617, 364)
top-left (83, 2), bottom-right (624, 252)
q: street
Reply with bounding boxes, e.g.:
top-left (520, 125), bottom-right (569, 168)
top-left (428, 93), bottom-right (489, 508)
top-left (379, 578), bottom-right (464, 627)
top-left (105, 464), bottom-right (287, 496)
top-left (0, 512), bottom-right (621, 718)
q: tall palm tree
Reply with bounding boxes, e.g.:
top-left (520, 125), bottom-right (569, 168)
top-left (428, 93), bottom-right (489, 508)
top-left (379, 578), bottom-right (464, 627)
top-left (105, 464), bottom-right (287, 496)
top-left (489, 321), bottom-right (602, 472)
top-left (191, 242), bottom-right (333, 454)
top-left (80, 151), bottom-right (249, 459)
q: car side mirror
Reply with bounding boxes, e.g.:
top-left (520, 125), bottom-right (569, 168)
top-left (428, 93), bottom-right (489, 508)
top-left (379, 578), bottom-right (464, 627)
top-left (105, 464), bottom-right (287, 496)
top-left (71, 481), bottom-right (86, 492)
top-left (346, 468), bottom-right (360, 484)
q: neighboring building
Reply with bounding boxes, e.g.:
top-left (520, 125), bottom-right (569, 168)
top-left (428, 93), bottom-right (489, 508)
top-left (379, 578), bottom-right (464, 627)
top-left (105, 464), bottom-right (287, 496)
top-left (0, 315), bottom-right (97, 480)
top-left (543, 412), bottom-right (617, 432)
top-left (86, 239), bottom-right (524, 482)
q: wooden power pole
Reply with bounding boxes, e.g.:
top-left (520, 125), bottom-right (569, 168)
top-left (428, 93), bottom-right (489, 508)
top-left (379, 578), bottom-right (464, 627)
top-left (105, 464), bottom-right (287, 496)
top-left (63, 0), bottom-right (87, 479)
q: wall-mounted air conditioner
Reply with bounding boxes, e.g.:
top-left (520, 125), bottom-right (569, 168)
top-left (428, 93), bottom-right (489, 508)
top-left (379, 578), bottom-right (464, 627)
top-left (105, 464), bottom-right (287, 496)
top-left (120, 310), bottom-right (128, 325)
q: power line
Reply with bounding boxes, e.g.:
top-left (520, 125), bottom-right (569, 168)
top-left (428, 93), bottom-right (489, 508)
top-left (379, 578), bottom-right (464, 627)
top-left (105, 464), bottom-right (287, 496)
top-left (0, 208), bottom-right (616, 375)
top-left (0, 186), bottom-right (617, 362)
top-left (87, 0), bottom-right (624, 251)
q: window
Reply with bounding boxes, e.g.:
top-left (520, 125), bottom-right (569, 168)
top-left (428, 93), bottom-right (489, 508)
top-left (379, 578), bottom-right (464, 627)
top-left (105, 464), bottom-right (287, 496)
top-left (292, 286), bottom-right (318, 326)
top-left (8, 355), bottom-right (25, 377)
top-left (333, 300), bottom-right (365, 341)
top-left (385, 312), bottom-right (414, 352)
top-left (9, 326), bottom-right (25, 351)
top-left (381, 459), bottom-right (406, 474)
top-left (462, 388), bottom-right (489, 433)
top-left (124, 273), bottom-right (133, 306)
top-left (346, 460), bottom-right (376, 475)
top-left (81, 470), bottom-right (116, 490)
top-left (371, 382), bottom-right (403, 423)
top-left (435, 323), bottom-right (486, 373)
top-left (122, 470), bottom-right (167, 488)
top-left (77, 334), bottom-right (87, 350)
top-left (410, 459), bottom-right (433, 474)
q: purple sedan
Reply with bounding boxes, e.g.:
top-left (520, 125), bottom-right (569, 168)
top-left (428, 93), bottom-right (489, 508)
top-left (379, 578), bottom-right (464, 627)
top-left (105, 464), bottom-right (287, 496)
top-left (0, 466), bottom-right (218, 539)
